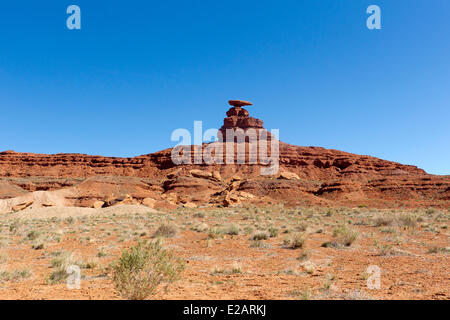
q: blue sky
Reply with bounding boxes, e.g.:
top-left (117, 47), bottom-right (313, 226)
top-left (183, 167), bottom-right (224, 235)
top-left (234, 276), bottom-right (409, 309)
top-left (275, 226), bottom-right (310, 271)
top-left (0, 1), bottom-right (449, 174)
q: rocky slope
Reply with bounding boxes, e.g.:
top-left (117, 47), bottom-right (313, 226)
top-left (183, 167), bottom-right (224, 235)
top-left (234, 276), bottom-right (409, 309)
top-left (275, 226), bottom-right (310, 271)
top-left (0, 100), bottom-right (448, 211)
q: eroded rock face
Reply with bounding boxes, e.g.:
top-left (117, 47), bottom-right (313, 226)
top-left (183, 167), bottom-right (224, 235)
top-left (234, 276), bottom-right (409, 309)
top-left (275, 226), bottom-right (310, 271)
top-left (0, 181), bottom-right (28, 199)
top-left (0, 101), bottom-right (448, 209)
top-left (279, 171), bottom-right (300, 180)
top-left (217, 100), bottom-right (274, 142)
top-left (0, 146), bottom-right (448, 209)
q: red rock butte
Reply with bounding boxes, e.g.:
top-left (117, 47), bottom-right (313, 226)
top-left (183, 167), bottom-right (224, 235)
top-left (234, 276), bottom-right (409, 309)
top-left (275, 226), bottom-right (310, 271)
top-left (0, 99), bottom-right (449, 210)
top-left (219, 100), bottom-right (273, 142)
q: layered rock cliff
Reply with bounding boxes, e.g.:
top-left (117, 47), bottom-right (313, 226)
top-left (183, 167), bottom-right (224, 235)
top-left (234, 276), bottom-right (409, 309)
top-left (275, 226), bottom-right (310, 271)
top-left (0, 100), bottom-right (448, 209)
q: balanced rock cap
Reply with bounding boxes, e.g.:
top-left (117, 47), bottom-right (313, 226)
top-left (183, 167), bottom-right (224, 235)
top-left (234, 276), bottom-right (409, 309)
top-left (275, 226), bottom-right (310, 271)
top-left (228, 100), bottom-right (253, 107)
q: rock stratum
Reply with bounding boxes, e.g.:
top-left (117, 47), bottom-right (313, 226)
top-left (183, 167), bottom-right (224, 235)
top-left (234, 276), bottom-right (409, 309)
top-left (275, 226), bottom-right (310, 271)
top-left (0, 100), bottom-right (449, 212)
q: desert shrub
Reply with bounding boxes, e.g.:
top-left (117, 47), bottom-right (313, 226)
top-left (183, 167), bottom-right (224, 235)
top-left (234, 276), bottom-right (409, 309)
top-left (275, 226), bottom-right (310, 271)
top-left (65, 216), bottom-right (75, 224)
top-left (223, 224), bottom-right (240, 235)
top-left (193, 212), bottom-right (206, 218)
top-left (268, 227), bottom-right (279, 238)
top-left (153, 224), bottom-right (178, 238)
top-left (26, 230), bottom-right (40, 241)
top-left (97, 249), bottom-right (108, 257)
top-left (243, 226), bottom-right (254, 235)
top-left (321, 241), bottom-right (339, 248)
top-left (297, 250), bottom-right (310, 261)
top-left (373, 215), bottom-right (394, 227)
top-left (396, 214), bottom-right (417, 228)
top-left (230, 263), bottom-right (242, 274)
top-left (283, 233), bottom-right (306, 249)
top-left (302, 261), bottom-right (316, 274)
top-left (0, 269), bottom-right (31, 282)
top-left (9, 220), bottom-right (21, 234)
top-left (191, 222), bottom-right (209, 233)
top-left (252, 231), bottom-right (269, 241)
top-left (207, 227), bottom-right (225, 239)
top-left (374, 240), bottom-right (395, 256)
top-left (427, 246), bottom-right (449, 254)
top-left (47, 269), bottom-right (69, 284)
top-left (112, 239), bottom-right (185, 300)
top-left (297, 222), bottom-right (308, 232)
top-left (289, 288), bottom-right (311, 300)
top-left (31, 242), bottom-right (45, 250)
top-left (212, 263), bottom-right (242, 275)
top-left (249, 240), bottom-right (269, 248)
top-left (332, 225), bottom-right (358, 247)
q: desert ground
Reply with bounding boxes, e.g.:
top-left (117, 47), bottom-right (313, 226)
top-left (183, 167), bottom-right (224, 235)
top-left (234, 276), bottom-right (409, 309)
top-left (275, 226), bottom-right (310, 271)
top-left (0, 103), bottom-right (448, 300)
top-left (0, 204), bottom-right (448, 300)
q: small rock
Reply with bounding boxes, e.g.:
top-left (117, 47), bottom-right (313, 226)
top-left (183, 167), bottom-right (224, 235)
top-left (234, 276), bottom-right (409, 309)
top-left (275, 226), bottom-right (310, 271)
top-left (163, 193), bottom-right (178, 205)
top-left (93, 200), bottom-right (105, 209)
top-left (223, 193), bottom-right (241, 207)
top-left (42, 202), bottom-right (55, 207)
top-left (230, 175), bottom-right (242, 182)
top-left (142, 198), bottom-right (156, 208)
top-left (212, 171), bottom-right (222, 181)
top-left (183, 202), bottom-right (197, 208)
top-left (12, 201), bottom-right (34, 212)
top-left (119, 194), bottom-right (136, 205)
top-left (190, 169), bottom-right (212, 179)
top-left (238, 191), bottom-right (255, 200)
top-left (278, 171), bottom-right (300, 180)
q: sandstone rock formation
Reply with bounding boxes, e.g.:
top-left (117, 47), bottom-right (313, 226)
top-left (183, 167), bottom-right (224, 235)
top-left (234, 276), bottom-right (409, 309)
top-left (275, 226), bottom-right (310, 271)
top-left (0, 100), bottom-right (448, 210)
top-left (218, 100), bottom-right (274, 142)
top-left (12, 201), bottom-right (33, 212)
top-left (190, 169), bottom-right (212, 180)
top-left (142, 197), bottom-right (156, 208)
top-left (228, 100), bottom-right (253, 107)
top-left (279, 171), bottom-right (300, 180)
top-left (93, 200), bottom-right (105, 209)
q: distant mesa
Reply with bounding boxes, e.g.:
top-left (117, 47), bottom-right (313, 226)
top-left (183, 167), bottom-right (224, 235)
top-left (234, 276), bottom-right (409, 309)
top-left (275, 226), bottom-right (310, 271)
top-left (228, 100), bottom-right (253, 107)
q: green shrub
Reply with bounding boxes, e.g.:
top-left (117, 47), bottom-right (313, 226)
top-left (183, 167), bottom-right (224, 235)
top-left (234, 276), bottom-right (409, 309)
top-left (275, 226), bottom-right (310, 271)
top-left (112, 239), bottom-right (185, 300)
